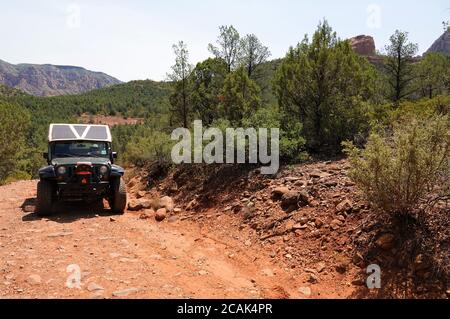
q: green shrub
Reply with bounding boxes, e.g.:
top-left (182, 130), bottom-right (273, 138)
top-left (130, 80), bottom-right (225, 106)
top-left (3, 171), bottom-right (32, 185)
top-left (242, 106), bottom-right (307, 162)
top-left (123, 129), bottom-right (174, 168)
top-left (343, 114), bottom-right (449, 215)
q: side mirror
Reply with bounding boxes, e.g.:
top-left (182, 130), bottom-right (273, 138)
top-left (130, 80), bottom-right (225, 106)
top-left (43, 152), bottom-right (49, 160)
top-left (112, 152), bottom-right (118, 159)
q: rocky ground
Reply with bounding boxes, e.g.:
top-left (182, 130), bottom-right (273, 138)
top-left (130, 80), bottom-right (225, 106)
top-left (0, 160), bottom-right (448, 299)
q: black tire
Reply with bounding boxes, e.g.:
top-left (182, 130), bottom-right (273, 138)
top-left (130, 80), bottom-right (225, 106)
top-left (111, 178), bottom-right (127, 214)
top-left (35, 180), bottom-right (55, 216)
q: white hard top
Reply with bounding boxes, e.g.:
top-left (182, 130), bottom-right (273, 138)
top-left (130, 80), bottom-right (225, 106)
top-left (49, 124), bottom-right (112, 143)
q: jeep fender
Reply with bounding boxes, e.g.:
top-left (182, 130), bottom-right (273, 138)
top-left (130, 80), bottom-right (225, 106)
top-left (38, 166), bottom-right (56, 179)
top-left (110, 165), bottom-right (125, 178)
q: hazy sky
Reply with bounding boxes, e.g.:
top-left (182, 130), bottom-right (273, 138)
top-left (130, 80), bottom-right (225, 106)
top-left (1, 0), bottom-right (448, 82)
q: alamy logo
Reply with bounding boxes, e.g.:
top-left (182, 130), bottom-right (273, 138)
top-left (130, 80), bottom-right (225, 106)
top-left (171, 120), bottom-right (280, 175)
top-left (66, 264), bottom-right (81, 289)
top-left (366, 264), bottom-right (381, 289)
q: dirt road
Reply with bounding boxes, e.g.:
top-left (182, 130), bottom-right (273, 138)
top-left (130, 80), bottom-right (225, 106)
top-left (0, 180), bottom-right (308, 299)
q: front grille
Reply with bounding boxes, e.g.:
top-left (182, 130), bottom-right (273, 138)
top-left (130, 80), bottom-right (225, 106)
top-left (59, 164), bottom-right (105, 183)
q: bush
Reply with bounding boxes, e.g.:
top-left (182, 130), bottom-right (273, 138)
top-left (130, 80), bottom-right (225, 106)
top-left (343, 114), bottom-right (449, 215)
top-left (242, 106), bottom-right (307, 162)
top-left (123, 129), bottom-right (174, 169)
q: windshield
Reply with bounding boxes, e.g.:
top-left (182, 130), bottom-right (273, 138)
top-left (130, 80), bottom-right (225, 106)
top-left (51, 141), bottom-right (110, 158)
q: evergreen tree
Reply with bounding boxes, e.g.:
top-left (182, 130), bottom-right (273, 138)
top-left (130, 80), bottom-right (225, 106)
top-left (191, 58), bottom-right (228, 125)
top-left (239, 34), bottom-right (271, 78)
top-left (208, 25), bottom-right (241, 73)
top-left (384, 30), bottom-right (418, 103)
top-left (168, 41), bottom-right (193, 128)
top-left (220, 67), bottom-right (261, 125)
top-left (274, 20), bottom-right (376, 151)
top-left (415, 53), bottom-right (449, 98)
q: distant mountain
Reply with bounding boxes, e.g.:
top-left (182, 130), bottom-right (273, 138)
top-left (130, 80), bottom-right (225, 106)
top-left (426, 30), bottom-right (450, 55)
top-left (0, 59), bottom-right (121, 96)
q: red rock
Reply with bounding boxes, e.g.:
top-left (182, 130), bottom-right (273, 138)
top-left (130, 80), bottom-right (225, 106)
top-left (127, 199), bottom-right (143, 211)
top-left (336, 199), bottom-right (353, 213)
top-left (376, 233), bottom-right (396, 250)
top-left (272, 187), bottom-right (290, 197)
top-left (136, 191), bottom-right (147, 199)
top-left (155, 208), bottom-right (167, 222)
top-left (159, 196), bottom-right (174, 212)
top-left (349, 35), bottom-right (376, 56)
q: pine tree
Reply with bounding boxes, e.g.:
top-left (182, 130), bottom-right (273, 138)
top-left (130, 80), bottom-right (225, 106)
top-left (384, 30), bottom-right (418, 103)
top-left (168, 41), bottom-right (193, 128)
top-left (274, 20), bottom-right (376, 151)
top-left (220, 67), bottom-right (261, 125)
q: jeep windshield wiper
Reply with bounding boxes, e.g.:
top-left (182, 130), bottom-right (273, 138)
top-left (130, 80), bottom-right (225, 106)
top-left (85, 154), bottom-right (108, 158)
top-left (54, 153), bottom-right (79, 158)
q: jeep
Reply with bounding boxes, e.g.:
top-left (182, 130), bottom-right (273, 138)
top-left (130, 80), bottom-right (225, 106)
top-left (36, 124), bottom-right (127, 216)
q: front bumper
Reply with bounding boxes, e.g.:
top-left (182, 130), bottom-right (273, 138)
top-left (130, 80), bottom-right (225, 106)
top-left (57, 181), bottom-right (110, 200)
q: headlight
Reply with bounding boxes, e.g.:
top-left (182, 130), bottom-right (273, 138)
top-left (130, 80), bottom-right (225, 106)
top-left (99, 165), bottom-right (109, 175)
top-left (57, 166), bottom-right (67, 175)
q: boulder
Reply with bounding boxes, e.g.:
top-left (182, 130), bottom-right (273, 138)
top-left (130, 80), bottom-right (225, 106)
top-left (155, 208), bottom-right (167, 222)
top-left (128, 199), bottom-right (143, 211)
top-left (281, 190), bottom-right (309, 207)
top-left (128, 198), bottom-right (153, 211)
top-left (272, 187), bottom-right (290, 198)
top-left (159, 196), bottom-right (174, 212)
top-left (140, 199), bottom-right (153, 209)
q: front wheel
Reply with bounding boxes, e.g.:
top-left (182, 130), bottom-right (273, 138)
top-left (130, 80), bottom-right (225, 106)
top-left (35, 180), bottom-right (55, 216)
top-left (111, 178), bottom-right (127, 214)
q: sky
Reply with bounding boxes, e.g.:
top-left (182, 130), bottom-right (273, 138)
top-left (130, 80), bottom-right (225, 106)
top-left (0, 0), bottom-right (448, 82)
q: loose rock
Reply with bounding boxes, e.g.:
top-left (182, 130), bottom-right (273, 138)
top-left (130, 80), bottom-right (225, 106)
top-left (27, 274), bottom-right (41, 285)
top-left (128, 199), bottom-right (143, 211)
top-left (87, 282), bottom-right (104, 292)
top-left (298, 286), bottom-right (312, 297)
top-left (272, 187), bottom-right (290, 197)
top-left (336, 199), bottom-right (353, 213)
top-left (155, 208), bottom-right (167, 222)
top-left (376, 234), bottom-right (396, 250)
top-left (159, 196), bottom-right (174, 212)
top-left (112, 288), bottom-right (140, 297)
